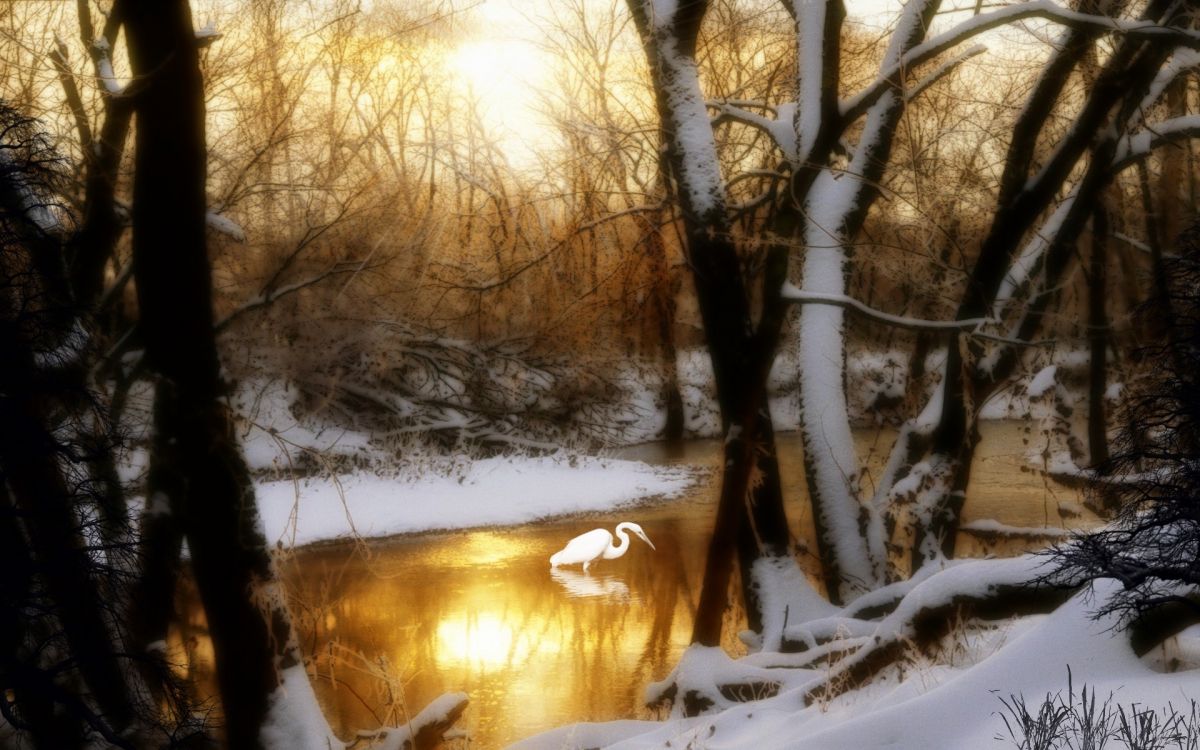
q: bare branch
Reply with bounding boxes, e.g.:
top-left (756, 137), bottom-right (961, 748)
top-left (841, 0), bottom-right (1200, 126)
top-left (780, 285), bottom-right (991, 331)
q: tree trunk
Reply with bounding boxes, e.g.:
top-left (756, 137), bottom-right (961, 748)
top-left (626, 0), bottom-right (793, 645)
top-left (647, 208), bottom-right (685, 442)
top-left (0, 302), bottom-right (138, 738)
top-left (125, 385), bottom-right (188, 705)
top-left (1087, 204), bottom-right (1111, 472)
top-left (913, 8), bottom-right (1176, 568)
top-left (0, 483), bottom-right (86, 749)
top-left (69, 101), bottom-right (133, 308)
top-left (124, 1), bottom-right (309, 744)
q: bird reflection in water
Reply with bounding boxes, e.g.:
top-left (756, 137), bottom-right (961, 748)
top-left (549, 567), bottom-right (632, 602)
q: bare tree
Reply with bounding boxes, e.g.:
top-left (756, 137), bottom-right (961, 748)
top-left (121, 0), bottom-right (467, 745)
top-left (626, 0), bottom-right (1200, 651)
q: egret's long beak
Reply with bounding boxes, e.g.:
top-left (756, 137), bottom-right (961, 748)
top-left (639, 532), bottom-right (657, 551)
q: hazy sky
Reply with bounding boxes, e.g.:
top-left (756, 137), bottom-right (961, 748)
top-left (448, 0), bottom-right (994, 164)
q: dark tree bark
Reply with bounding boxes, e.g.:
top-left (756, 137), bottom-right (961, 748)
top-left (0, 105), bottom-right (145, 739)
top-left (0, 299), bottom-right (138, 740)
top-left (46, 0), bottom-right (133, 310)
top-left (0, 483), bottom-right (87, 750)
top-left (69, 100), bottom-right (133, 309)
top-left (124, 0), bottom-right (305, 744)
top-left (627, 0), bottom-right (793, 644)
top-left (1087, 204), bottom-right (1111, 471)
top-left (915, 0), bottom-right (1181, 565)
top-left (646, 206), bottom-right (685, 442)
top-left (1138, 160), bottom-right (1182, 361)
top-left (124, 386), bottom-right (188, 703)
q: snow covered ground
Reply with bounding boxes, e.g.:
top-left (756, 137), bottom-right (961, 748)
top-left (254, 454), bottom-right (698, 547)
top-left (512, 576), bottom-right (1200, 750)
top-left (117, 378), bottom-right (702, 548)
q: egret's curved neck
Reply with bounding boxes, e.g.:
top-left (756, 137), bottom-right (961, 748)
top-left (606, 525), bottom-right (632, 558)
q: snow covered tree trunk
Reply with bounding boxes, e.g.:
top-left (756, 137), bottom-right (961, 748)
top-left (626, 0), bottom-right (794, 644)
top-left (795, 176), bottom-right (880, 602)
top-left (789, 0), bottom-right (941, 602)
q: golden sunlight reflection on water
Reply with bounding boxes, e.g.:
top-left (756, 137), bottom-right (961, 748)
top-left (178, 422), bottom-right (1092, 749)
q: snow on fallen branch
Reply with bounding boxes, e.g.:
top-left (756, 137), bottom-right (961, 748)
top-left (800, 555), bottom-right (1072, 705)
top-left (645, 645), bottom-right (815, 719)
top-left (644, 557), bottom-right (1078, 719)
top-left (350, 692), bottom-right (469, 750)
top-left (960, 519), bottom-right (1072, 541)
top-left (748, 555), bottom-right (839, 653)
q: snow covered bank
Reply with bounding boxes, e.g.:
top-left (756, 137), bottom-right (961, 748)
top-left (254, 454), bottom-right (699, 547)
top-left (512, 578), bottom-right (1200, 750)
top-left (119, 378), bottom-right (702, 548)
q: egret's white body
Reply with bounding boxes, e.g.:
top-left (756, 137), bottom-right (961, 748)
top-left (549, 522), bottom-right (656, 572)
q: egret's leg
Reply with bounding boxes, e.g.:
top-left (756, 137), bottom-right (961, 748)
top-left (583, 560), bottom-right (590, 573)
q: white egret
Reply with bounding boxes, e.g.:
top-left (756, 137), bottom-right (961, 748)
top-left (549, 522), bottom-right (656, 572)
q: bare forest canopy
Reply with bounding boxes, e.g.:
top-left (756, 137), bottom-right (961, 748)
top-left (5, 0), bottom-right (1177, 365)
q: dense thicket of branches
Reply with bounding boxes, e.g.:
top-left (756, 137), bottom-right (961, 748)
top-left (1054, 222), bottom-right (1200, 623)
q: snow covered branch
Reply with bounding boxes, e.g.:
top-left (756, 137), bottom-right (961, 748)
top-left (1113, 115), bottom-right (1200, 170)
top-left (841, 0), bottom-right (1200, 126)
top-left (991, 190), bottom-right (1076, 319)
top-left (800, 556), bottom-right (1072, 705)
top-left (90, 36), bottom-right (124, 96)
top-left (790, 0), bottom-right (843, 166)
top-left (781, 284), bottom-right (990, 331)
top-left (206, 211), bottom-right (245, 242)
top-left (195, 21), bottom-right (221, 48)
top-left (1137, 49), bottom-right (1200, 117)
top-left (351, 692), bottom-right (468, 750)
top-left (709, 101), bottom-right (797, 159)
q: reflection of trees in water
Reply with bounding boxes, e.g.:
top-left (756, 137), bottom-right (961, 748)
top-left (177, 518), bottom-right (709, 746)
top-left (169, 494), bottom-right (665, 733)
top-left (629, 520), bottom-right (693, 713)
